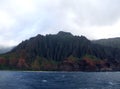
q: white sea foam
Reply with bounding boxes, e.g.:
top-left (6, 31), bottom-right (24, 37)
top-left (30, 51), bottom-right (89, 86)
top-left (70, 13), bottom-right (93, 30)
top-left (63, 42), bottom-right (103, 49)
top-left (42, 79), bottom-right (47, 82)
top-left (108, 81), bottom-right (114, 85)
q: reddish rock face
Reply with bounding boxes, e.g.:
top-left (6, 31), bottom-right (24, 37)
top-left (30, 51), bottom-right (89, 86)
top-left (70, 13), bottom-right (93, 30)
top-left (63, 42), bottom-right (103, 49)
top-left (0, 58), bottom-right (7, 65)
top-left (9, 59), bottom-right (18, 66)
top-left (83, 57), bottom-right (95, 66)
top-left (17, 58), bottom-right (29, 69)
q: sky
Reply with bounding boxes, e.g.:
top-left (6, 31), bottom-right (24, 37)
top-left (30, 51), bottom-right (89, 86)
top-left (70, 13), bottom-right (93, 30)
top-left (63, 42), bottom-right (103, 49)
top-left (0, 0), bottom-right (120, 47)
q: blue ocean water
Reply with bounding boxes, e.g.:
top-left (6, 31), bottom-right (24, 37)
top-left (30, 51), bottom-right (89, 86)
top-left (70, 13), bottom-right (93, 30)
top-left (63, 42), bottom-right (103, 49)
top-left (0, 71), bottom-right (120, 89)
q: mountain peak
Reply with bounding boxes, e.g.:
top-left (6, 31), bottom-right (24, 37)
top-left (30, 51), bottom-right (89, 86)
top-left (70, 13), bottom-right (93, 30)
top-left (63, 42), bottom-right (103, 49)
top-left (57, 31), bottom-right (73, 36)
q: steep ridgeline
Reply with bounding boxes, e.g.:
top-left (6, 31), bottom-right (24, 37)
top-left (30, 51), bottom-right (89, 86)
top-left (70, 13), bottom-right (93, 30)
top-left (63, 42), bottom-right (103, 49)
top-left (0, 31), bottom-right (120, 71)
top-left (11, 31), bottom-right (92, 61)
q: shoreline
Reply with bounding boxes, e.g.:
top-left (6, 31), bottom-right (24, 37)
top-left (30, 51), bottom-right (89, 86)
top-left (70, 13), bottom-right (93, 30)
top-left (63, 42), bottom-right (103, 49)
top-left (0, 70), bottom-right (120, 73)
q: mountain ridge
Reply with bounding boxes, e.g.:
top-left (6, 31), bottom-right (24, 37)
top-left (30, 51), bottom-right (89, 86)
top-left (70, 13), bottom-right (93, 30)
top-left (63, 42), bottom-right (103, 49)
top-left (92, 37), bottom-right (120, 49)
top-left (0, 31), bottom-right (120, 71)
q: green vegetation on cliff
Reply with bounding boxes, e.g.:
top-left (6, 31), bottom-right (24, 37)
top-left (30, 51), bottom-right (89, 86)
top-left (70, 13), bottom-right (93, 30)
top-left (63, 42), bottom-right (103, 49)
top-left (0, 31), bottom-right (120, 71)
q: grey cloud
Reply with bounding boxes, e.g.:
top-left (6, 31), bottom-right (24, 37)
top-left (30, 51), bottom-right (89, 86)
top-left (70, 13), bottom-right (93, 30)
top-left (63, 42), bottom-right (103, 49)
top-left (0, 0), bottom-right (120, 46)
top-left (59, 0), bottom-right (120, 26)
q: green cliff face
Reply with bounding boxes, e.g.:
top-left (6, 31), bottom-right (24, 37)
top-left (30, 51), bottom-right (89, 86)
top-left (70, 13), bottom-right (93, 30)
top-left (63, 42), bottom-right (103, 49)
top-left (0, 31), bottom-right (120, 71)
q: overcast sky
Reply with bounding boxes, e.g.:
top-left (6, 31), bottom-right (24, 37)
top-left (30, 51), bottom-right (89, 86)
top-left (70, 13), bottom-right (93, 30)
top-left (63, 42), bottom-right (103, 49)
top-left (0, 0), bottom-right (120, 47)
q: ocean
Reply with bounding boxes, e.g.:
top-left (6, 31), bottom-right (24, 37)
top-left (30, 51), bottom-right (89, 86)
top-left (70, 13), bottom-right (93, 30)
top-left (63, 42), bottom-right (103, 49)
top-left (0, 71), bottom-right (120, 89)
